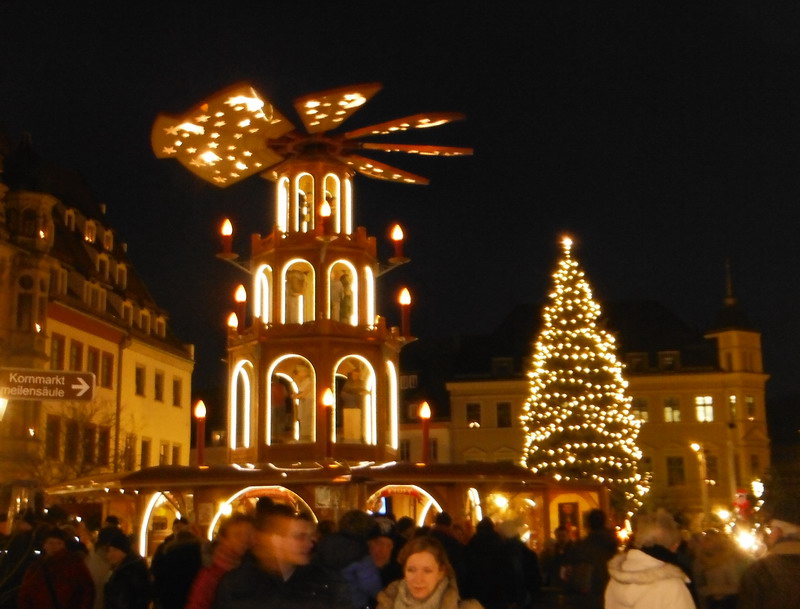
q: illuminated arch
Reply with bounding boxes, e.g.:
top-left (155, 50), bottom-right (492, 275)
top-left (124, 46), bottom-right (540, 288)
top-left (208, 485), bottom-right (318, 540)
top-left (230, 360), bottom-right (253, 449)
top-left (277, 177), bottom-right (289, 233)
top-left (253, 264), bottom-right (273, 322)
top-left (327, 259), bottom-right (358, 325)
top-left (334, 355), bottom-right (376, 444)
top-left (139, 490), bottom-right (185, 557)
top-left (386, 360), bottom-right (399, 448)
top-left (281, 259), bottom-right (315, 324)
top-left (344, 178), bottom-right (353, 234)
top-left (365, 266), bottom-right (375, 327)
top-left (294, 173), bottom-right (314, 232)
top-left (366, 485), bottom-right (443, 526)
top-left (266, 355), bottom-right (315, 444)
top-left (323, 173), bottom-right (342, 233)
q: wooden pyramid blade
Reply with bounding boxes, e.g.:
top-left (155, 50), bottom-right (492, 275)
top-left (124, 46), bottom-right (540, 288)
top-left (358, 143), bottom-right (473, 157)
top-left (344, 112), bottom-right (466, 140)
top-left (337, 154), bottom-right (429, 185)
top-left (294, 82), bottom-right (382, 134)
top-left (150, 82), bottom-right (292, 187)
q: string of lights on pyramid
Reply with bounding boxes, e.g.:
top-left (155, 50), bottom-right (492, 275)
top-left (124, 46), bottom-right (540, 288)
top-left (520, 236), bottom-right (648, 515)
top-left (151, 82), bottom-right (472, 187)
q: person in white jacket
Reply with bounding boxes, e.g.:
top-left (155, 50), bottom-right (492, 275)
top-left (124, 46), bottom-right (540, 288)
top-left (605, 510), bottom-right (696, 609)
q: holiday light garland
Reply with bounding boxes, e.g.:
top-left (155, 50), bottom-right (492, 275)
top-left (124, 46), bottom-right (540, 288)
top-left (520, 236), bottom-right (648, 514)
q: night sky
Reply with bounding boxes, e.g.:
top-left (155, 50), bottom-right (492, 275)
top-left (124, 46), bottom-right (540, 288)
top-left (3, 3), bottom-right (800, 430)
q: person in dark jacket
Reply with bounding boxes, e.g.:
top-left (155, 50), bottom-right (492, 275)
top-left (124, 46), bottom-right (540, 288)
top-left (739, 516), bottom-right (800, 609)
top-left (104, 530), bottom-right (150, 609)
top-left (0, 510), bottom-right (39, 609)
top-left (150, 527), bottom-right (203, 609)
top-left (213, 503), bottom-right (353, 609)
top-left (463, 517), bottom-right (513, 609)
top-left (429, 512), bottom-right (468, 594)
top-left (498, 521), bottom-right (541, 609)
top-left (18, 526), bottom-right (94, 609)
top-left (568, 509), bottom-right (619, 609)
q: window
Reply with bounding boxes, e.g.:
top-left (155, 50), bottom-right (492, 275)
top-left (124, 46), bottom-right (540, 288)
top-left (46, 414), bottom-right (61, 459)
top-left (140, 439), bottom-right (151, 468)
top-left (171, 445), bottom-right (181, 465)
top-left (159, 442), bottom-right (169, 466)
top-left (154, 371), bottom-right (165, 402)
top-left (631, 397), bottom-right (649, 422)
top-left (497, 402), bottom-right (512, 428)
top-left (666, 456), bottom-right (686, 486)
top-left (98, 256), bottom-right (109, 280)
top-left (135, 365), bottom-right (146, 396)
top-left (87, 347), bottom-right (100, 378)
top-left (69, 340), bottom-right (83, 371)
top-left (659, 351), bottom-right (680, 371)
top-left (122, 302), bottom-right (133, 326)
top-left (428, 438), bottom-right (439, 462)
top-left (101, 352), bottom-right (114, 388)
top-left (695, 396), bottom-right (714, 422)
top-left (84, 220), bottom-right (96, 243)
top-left (466, 402), bottom-right (481, 428)
top-left (156, 318), bottom-right (166, 339)
top-left (103, 230), bottom-right (113, 251)
top-left (399, 439), bottom-right (411, 461)
top-left (705, 455), bottom-right (719, 482)
top-left (172, 378), bottom-right (182, 407)
top-left (98, 427), bottom-right (111, 466)
top-left (745, 396), bottom-right (756, 420)
top-left (117, 265), bottom-right (127, 289)
top-left (140, 311), bottom-right (151, 334)
top-left (124, 434), bottom-right (136, 471)
top-left (626, 353), bottom-right (647, 372)
top-left (65, 209), bottom-right (75, 231)
top-left (750, 454), bottom-right (761, 476)
top-left (83, 424), bottom-right (96, 465)
top-left (51, 334), bottom-right (66, 370)
top-left (491, 357), bottom-right (513, 377)
top-left (663, 397), bottom-right (681, 422)
top-left (64, 420), bottom-right (79, 464)
top-left (728, 395), bottom-right (737, 421)
top-left (399, 374), bottom-right (418, 390)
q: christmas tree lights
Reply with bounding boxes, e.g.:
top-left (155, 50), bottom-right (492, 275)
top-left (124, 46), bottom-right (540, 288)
top-left (521, 236), bottom-right (647, 515)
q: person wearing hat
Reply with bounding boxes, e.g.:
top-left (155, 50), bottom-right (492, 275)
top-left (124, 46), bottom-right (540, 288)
top-left (17, 526), bottom-right (94, 609)
top-left (103, 530), bottom-right (150, 609)
top-left (739, 516), bottom-right (800, 609)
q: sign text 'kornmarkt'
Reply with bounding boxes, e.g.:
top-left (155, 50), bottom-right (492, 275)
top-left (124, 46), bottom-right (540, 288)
top-left (0, 369), bottom-right (95, 401)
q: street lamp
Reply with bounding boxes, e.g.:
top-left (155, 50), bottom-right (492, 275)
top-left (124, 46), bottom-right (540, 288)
top-left (419, 401), bottom-right (431, 464)
top-left (691, 442), bottom-right (710, 528)
top-left (194, 400), bottom-right (207, 467)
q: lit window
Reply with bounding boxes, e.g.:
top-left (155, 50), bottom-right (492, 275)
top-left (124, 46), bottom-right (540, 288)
top-left (728, 395), bottom-right (737, 420)
top-left (84, 221), bottom-right (96, 243)
top-left (103, 230), bottom-right (113, 251)
top-left (695, 396), bottom-right (714, 422)
top-left (745, 396), bottom-right (756, 420)
top-left (631, 397), bottom-right (649, 422)
top-left (466, 402), bottom-right (481, 428)
top-left (663, 397), bottom-right (681, 422)
top-left (159, 442), bottom-right (169, 466)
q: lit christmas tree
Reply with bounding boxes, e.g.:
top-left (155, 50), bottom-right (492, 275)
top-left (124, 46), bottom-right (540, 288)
top-left (520, 236), bottom-right (647, 515)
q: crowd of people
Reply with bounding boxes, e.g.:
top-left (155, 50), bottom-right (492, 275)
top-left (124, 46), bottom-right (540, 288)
top-left (0, 502), bottom-right (797, 609)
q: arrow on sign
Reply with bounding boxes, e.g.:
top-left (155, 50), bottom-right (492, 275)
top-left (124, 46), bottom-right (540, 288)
top-left (71, 376), bottom-right (91, 397)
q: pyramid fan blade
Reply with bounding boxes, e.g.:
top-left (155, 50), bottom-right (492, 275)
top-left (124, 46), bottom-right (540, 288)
top-left (294, 83), bottom-right (382, 134)
top-left (337, 154), bottom-right (429, 185)
top-left (150, 82), bottom-right (293, 187)
top-left (344, 113), bottom-right (466, 140)
top-left (359, 143), bottom-right (473, 157)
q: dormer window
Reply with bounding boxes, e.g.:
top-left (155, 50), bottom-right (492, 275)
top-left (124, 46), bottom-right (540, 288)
top-left (84, 221), bottom-right (96, 243)
top-left (116, 264), bottom-right (127, 289)
top-left (122, 302), bottom-right (133, 326)
top-left (140, 310), bottom-right (151, 334)
top-left (103, 230), bottom-right (113, 251)
top-left (658, 351), bottom-right (680, 371)
top-left (156, 317), bottom-right (166, 338)
top-left (97, 255), bottom-right (109, 281)
top-left (626, 352), bottom-right (648, 372)
top-left (64, 209), bottom-right (76, 231)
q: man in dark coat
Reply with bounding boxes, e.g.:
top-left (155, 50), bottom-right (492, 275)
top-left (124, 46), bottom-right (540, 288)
top-left (213, 503), bottom-right (353, 609)
top-left (104, 530), bottom-right (151, 609)
top-left (429, 512), bottom-right (468, 594)
top-left (464, 517), bottom-right (514, 609)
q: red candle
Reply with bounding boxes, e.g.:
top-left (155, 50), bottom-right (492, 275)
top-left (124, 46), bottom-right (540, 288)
top-left (194, 400), bottom-right (207, 467)
top-left (234, 285), bottom-right (246, 332)
top-left (419, 401), bottom-right (431, 464)
top-left (391, 224), bottom-right (404, 259)
top-left (220, 219), bottom-right (233, 255)
top-left (398, 288), bottom-right (411, 337)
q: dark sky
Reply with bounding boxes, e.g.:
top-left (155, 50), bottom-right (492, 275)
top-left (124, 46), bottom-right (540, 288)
top-left (3, 2), bottom-right (800, 410)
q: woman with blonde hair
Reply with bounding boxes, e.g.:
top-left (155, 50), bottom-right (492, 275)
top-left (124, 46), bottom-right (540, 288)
top-left (376, 536), bottom-right (482, 609)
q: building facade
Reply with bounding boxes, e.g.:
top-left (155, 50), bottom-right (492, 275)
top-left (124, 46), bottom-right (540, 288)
top-left (436, 299), bottom-right (770, 527)
top-left (0, 137), bottom-right (194, 516)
